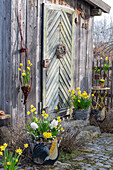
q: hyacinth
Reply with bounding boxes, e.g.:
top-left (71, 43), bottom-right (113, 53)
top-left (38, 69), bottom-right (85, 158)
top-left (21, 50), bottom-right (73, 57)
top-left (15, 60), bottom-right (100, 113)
top-left (49, 119), bottom-right (58, 129)
top-left (30, 122), bottom-right (38, 130)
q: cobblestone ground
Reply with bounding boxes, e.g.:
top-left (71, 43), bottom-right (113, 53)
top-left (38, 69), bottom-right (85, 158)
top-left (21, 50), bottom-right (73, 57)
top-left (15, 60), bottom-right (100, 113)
top-left (70, 133), bottom-right (113, 170)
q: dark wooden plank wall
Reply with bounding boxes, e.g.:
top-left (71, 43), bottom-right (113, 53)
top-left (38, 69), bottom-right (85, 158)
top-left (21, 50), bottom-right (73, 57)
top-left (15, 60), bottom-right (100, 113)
top-left (0, 0), bottom-right (11, 114)
top-left (0, 0), bottom-right (94, 125)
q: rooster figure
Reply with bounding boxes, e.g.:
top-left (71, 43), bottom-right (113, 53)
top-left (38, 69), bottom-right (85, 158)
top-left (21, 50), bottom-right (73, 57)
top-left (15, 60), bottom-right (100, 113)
top-left (33, 138), bottom-right (60, 165)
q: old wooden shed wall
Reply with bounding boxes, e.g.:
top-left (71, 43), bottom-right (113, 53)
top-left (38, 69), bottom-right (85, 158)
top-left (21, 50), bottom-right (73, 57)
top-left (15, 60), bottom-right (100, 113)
top-left (0, 0), bottom-right (93, 125)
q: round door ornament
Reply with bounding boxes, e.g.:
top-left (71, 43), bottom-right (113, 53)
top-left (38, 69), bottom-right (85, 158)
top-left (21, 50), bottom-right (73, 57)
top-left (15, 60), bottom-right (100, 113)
top-left (56, 44), bottom-right (66, 59)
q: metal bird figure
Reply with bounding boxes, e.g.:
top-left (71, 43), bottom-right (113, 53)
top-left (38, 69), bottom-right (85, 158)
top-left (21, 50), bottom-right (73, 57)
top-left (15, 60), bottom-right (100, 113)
top-left (33, 138), bottom-right (60, 165)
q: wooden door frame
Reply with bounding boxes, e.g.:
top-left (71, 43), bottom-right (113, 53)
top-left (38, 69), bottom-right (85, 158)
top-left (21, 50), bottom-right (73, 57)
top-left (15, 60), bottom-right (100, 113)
top-left (42, 3), bottom-right (75, 110)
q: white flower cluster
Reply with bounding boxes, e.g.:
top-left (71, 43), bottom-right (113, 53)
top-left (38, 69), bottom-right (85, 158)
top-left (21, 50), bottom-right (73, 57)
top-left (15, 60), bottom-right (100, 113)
top-left (49, 119), bottom-right (58, 129)
top-left (30, 122), bottom-right (38, 130)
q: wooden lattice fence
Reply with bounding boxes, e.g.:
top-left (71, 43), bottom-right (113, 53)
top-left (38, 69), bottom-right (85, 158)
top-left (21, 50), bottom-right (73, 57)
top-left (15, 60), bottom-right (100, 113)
top-left (92, 59), bottom-right (113, 110)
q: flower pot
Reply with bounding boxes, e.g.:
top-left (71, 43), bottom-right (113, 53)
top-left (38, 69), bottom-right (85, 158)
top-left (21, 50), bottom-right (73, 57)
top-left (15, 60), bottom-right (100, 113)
top-left (94, 74), bottom-right (100, 80)
top-left (103, 73), bottom-right (107, 79)
top-left (73, 109), bottom-right (89, 120)
top-left (21, 86), bottom-right (31, 104)
top-left (28, 137), bottom-right (61, 165)
top-left (99, 83), bottom-right (104, 88)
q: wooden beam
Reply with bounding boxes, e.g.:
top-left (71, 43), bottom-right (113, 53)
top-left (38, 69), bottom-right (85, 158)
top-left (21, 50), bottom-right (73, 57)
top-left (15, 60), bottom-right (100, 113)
top-left (0, 114), bottom-right (11, 120)
top-left (90, 8), bottom-right (102, 16)
top-left (84, 0), bottom-right (111, 13)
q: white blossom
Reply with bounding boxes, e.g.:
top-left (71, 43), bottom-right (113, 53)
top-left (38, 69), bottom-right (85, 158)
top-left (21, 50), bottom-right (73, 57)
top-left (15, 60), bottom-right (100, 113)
top-left (30, 122), bottom-right (38, 130)
top-left (49, 119), bottom-right (58, 129)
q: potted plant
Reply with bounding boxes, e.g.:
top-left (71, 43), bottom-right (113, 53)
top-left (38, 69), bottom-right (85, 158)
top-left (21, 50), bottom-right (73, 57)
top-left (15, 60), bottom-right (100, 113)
top-left (18, 60), bottom-right (32, 104)
top-left (103, 57), bottom-right (109, 78)
top-left (98, 79), bottom-right (105, 87)
top-left (23, 105), bottom-right (63, 165)
top-left (69, 88), bottom-right (91, 120)
top-left (94, 66), bottom-right (100, 80)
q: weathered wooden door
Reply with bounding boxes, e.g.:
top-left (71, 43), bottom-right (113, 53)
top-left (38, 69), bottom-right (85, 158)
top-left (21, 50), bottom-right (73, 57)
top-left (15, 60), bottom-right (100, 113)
top-left (42, 3), bottom-right (75, 112)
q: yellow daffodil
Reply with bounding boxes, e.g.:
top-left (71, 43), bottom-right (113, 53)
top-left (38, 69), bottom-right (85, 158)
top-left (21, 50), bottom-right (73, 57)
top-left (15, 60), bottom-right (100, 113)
top-left (35, 117), bottom-right (38, 121)
top-left (58, 119), bottom-right (61, 123)
top-left (59, 125), bottom-right (61, 127)
top-left (61, 127), bottom-right (63, 131)
top-left (100, 79), bottom-right (105, 82)
top-left (16, 159), bottom-right (18, 162)
top-left (24, 144), bottom-right (28, 148)
top-left (30, 63), bottom-right (32, 66)
top-left (78, 100), bottom-right (80, 103)
top-left (27, 111), bottom-right (30, 115)
top-left (45, 113), bottom-right (49, 117)
top-left (44, 116), bottom-right (47, 119)
top-left (28, 60), bottom-right (31, 64)
top-left (100, 57), bottom-right (103, 59)
top-left (55, 127), bottom-right (57, 129)
top-left (35, 112), bottom-right (37, 114)
top-left (0, 146), bottom-right (5, 151)
top-left (57, 117), bottom-right (60, 120)
top-left (27, 67), bottom-right (30, 71)
top-left (105, 57), bottom-right (108, 60)
top-left (5, 157), bottom-right (7, 159)
top-left (20, 63), bottom-right (23, 67)
top-left (31, 109), bottom-right (34, 113)
top-left (76, 87), bottom-right (80, 90)
top-left (92, 94), bottom-right (94, 97)
top-left (7, 162), bottom-right (10, 165)
top-left (3, 143), bottom-right (7, 148)
top-left (78, 91), bottom-right (81, 95)
top-left (42, 110), bottom-right (45, 114)
top-left (22, 73), bottom-right (26, 76)
top-left (72, 90), bottom-right (75, 94)
top-left (23, 70), bottom-right (25, 72)
top-left (72, 96), bottom-right (75, 99)
top-left (68, 89), bottom-right (71, 92)
top-left (0, 152), bottom-right (3, 155)
top-left (31, 105), bottom-right (34, 108)
top-left (55, 106), bottom-right (58, 110)
top-left (33, 108), bottom-right (36, 111)
top-left (18, 68), bottom-right (21, 71)
top-left (16, 147), bottom-right (22, 155)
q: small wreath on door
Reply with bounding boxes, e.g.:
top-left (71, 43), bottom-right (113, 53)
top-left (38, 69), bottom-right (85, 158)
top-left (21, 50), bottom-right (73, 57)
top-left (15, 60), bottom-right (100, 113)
top-left (56, 44), bottom-right (66, 59)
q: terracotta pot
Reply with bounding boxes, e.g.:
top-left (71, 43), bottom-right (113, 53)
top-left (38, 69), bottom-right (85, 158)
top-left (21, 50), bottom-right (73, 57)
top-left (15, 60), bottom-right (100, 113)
top-left (73, 109), bottom-right (89, 120)
top-left (99, 83), bottom-right (104, 88)
top-left (94, 74), bottom-right (100, 80)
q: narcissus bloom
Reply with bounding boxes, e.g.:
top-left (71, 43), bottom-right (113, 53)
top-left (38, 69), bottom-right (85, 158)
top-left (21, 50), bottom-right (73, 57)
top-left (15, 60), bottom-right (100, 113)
top-left (20, 63), bottom-right (23, 66)
top-left (18, 68), bottom-right (21, 71)
top-left (7, 162), bottom-right (10, 165)
top-left (24, 144), bottom-right (28, 148)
